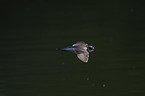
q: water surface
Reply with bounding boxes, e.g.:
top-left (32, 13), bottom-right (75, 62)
top-left (1, 1), bottom-right (145, 96)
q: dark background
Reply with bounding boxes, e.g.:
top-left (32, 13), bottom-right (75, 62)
top-left (1, 0), bottom-right (145, 96)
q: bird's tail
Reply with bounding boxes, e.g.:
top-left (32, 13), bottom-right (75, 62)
top-left (56, 48), bottom-right (73, 51)
top-left (61, 48), bottom-right (74, 51)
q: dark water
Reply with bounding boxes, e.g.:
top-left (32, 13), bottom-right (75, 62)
top-left (1, 1), bottom-right (145, 96)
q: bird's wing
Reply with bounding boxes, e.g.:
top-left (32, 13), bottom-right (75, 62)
top-left (77, 51), bottom-right (89, 63)
top-left (72, 41), bottom-right (87, 47)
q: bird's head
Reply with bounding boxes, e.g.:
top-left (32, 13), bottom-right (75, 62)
top-left (87, 46), bottom-right (94, 52)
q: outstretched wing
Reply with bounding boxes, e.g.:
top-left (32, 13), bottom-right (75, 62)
top-left (72, 41), bottom-right (86, 47)
top-left (72, 41), bottom-right (89, 63)
top-left (77, 51), bottom-right (89, 63)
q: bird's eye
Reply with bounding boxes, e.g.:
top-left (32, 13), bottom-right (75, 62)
top-left (89, 47), bottom-right (92, 50)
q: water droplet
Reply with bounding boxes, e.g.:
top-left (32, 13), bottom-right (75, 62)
top-left (86, 77), bottom-right (89, 80)
top-left (102, 84), bottom-right (106, 87)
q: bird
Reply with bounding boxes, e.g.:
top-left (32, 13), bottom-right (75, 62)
top-left (61, 41), bottom-right (94, 63)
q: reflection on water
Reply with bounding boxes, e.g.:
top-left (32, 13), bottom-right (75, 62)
top-left (1, 1), bottom-right (145, 96)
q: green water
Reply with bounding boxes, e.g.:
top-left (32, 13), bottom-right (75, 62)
top-left (1, 1), bottom-right (145, 96)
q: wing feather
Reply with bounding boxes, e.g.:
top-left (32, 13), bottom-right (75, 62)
top-left (77, 51), bottom-right (89, 63)
top-left (72, 41), bottom-right (86, 47)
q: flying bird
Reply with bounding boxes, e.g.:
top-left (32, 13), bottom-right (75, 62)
top-left (61, 41), bottom-right (94, 63)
